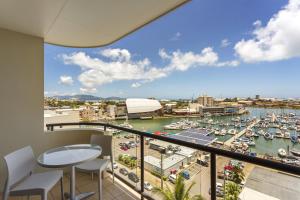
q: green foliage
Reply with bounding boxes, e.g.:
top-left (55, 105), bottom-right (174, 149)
top-left (225, 182), bottom-right (241, 200)
top-left (153, 175), bottom-right (204, 200)
top-left (230, 165), bottom-right (245, 184)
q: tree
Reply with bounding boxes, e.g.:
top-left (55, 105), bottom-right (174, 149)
top-left (153, 175), bottom-right (204, 200)
top-left (230, 165), bottom-right (244, 184)
top-left (225, 182), bottom-right (241, 200)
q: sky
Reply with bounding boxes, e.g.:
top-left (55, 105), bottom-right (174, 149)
top-left (44, 0), bottom-right (300, 99)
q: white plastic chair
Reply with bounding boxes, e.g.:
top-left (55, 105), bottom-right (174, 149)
top-left (2, 146), bottom-right (64, 200)
top-left (75, 134), bottom-right (114, 200)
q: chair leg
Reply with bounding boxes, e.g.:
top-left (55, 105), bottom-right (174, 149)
top-left (2, 179), bottom-right (10, 200)
top-left (98, 170), bottom-right (103, 200)
top-left (60, 177), bottom-right (64, 200)
top-left (111, 163), bottom-right (115, 183)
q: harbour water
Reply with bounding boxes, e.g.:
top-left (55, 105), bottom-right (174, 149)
top-left (117, 107), bottom-right (300, 157)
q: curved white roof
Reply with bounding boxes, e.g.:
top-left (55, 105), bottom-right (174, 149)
top-left (126, 98), bottom-right (162, 114)
top-left (0, 0), bottom-right (189, 47)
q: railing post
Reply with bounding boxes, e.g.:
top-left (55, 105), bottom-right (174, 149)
top-left (210, 153), bottom-right (216, 200)
top-left (104, 125), bottom-right (106, 132)
top-left (51, 125), bottom-right (54, 131)
top-left (140, 135), bottom-right (144, 200)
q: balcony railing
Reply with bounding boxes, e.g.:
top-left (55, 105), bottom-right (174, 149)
top-left (46, 122), bottom-right (300, 200)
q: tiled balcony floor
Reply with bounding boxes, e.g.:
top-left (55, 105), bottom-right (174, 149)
top-left (2, 172), bottom-right (139, 200)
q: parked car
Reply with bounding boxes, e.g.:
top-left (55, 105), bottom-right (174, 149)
top-left (197, 158), bottom-right (209, 167)
top-left (128, 172), bottom-right (139, 183)
top-left (144, 182), bottom-right (153, 191)
top-left (168, 174), bottom-right (177, 184)
top-left (113, 162), bottom-right (118, 169)
top-left (180, 170), bottom-right (190, 180)
top-left (120, 146), bottom-right (128, 151)
top-left (119, 168), bottom-right (128, 176)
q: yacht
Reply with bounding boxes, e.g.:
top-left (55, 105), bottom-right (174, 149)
top-left (264, 132), bottom-right (273, 140)
top-left (278, 148), bottom-right (287, 157)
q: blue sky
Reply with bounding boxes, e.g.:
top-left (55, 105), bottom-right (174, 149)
top-left (45, 0), bottom-right (300, 99)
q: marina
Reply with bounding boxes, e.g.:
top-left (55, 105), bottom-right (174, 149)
top-left (115, 107), bottom-right (300, 160)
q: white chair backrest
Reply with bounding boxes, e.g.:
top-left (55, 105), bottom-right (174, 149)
top-left (4, 146), bottom-right (36, 187)
top-left (90, 134), bottom-right (112, 158)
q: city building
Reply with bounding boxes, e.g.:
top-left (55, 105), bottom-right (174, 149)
top-left (79, 105), bottom-right (98, 121)
top-left (149, 140), bottom-right (198, 163)
top-left (44, 109), bottom-right (80, 130)
top-left (144, 154), bottom-right (187, 176)
top-left (197, 95), bottom-right (214, 107)
top-left (125, 98), bottom-right (163, 119)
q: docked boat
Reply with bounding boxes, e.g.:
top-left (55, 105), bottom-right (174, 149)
top-left (278, 148), bottom-right (287, 157)
top-left (228, 129), bottom-right (237, 135)
top-left (290, 149), bottom-right (300, 157)
top-left (119, 122), bottom-right (133, 129)
top-left (264, 132), bottom-right (273, 140)
top-left (290, 135), bottom-right (298, 144)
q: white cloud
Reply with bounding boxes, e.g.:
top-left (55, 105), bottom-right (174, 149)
top-left (59, 75), bottom-right (73, 85)
top-left (235, 0), bottom-right (300, 62)
top-left (80, 87), bottom-right (97, 94)
top-left (61, 47), bottom-right (238, 90)
top-left (159, 47), bottom-right (238, 71)
top-left (221, 39), bottom-right (231, 47)
top-left (170, 32), bottom-right (181, 41)
top-left (131, 82), bottom-right (141, 88)
top-left (100, 48), bottom-right (131, 61)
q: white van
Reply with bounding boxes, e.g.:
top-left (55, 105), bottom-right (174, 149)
top-left (168, 174), bottom-right (177, 184)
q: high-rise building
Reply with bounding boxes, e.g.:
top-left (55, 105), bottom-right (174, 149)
top-left (197, 95), bottom-right (214, 107)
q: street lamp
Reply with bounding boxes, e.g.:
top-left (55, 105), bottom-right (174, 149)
top-left (159, 148), bottom-right (166, 189)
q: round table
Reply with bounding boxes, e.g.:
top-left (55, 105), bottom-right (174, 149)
top-left (37, 144), bottom-right (102, 200)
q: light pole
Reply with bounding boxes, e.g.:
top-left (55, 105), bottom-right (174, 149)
top-left (160, 148), bottom-right (166, 189)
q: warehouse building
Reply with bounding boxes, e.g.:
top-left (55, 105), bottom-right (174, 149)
top-left (144, 154), bottom-right (186, 176)
top-left (125, 98), bottom-right (163, 119)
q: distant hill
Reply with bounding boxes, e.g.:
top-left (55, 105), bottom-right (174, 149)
top-left (52, 94), bottom-right (124, 101)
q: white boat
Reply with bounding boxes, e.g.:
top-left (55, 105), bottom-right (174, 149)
top-left (119, 122), bottom-right (133, 129)
top-left (278, 148), bottom-right (287, 157)
top-left (228, 129), bottom-right (237, 135)
top-left (264, 132), bottom-right (273, 140)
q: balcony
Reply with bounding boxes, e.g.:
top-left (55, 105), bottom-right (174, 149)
top-left (41, 122), bottom-right (300, 200)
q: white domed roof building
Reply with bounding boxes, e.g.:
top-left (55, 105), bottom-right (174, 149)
top-left (126, 98), bottom-right (163, 119)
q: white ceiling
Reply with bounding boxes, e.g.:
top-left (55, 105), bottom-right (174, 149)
top-left (0, 0), bottom-right (189, 47)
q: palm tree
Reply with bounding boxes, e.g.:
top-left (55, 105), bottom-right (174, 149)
top-left (153, 175), bottom-right (204, 200)
top-left (225, 182), bottom-right (241, 200)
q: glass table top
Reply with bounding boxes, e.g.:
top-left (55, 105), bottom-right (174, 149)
top-left (37, 144), bottom-right (102, 168)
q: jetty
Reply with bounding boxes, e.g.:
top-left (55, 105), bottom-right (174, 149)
top-left (224, 119), bottom-right (260, 146)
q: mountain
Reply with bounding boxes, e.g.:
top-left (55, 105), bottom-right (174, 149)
top-left (52, 94), bottom-right (124, 101)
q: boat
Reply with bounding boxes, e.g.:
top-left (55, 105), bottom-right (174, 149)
top-left (228, 129), bottom-right (237, 135)
top-left (119, 122), bottom-right (133, 129)
top-left (291, 135), bottom-right (298, 144)
top-left (278, 148), bottom-right (287, 157)
top-left (290, 149), bottom-right (300, 157)
top-left (264, 132), bottom-right (273, 140)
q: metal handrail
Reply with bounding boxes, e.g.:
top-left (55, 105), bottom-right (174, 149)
top-left (46, 122), bottom-right (300, 200)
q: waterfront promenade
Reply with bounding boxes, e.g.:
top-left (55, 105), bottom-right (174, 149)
top-left (224, 119), bottom-right (260, 146)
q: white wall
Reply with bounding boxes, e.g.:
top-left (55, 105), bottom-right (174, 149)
top-left (0, 28), bottom-right (92, 193)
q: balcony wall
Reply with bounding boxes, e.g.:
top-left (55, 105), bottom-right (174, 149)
top-left (0, 28), bottom-right (97, 192)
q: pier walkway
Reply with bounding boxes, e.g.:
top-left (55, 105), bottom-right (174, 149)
top-left (224, 119), bottom-right (260, 146)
